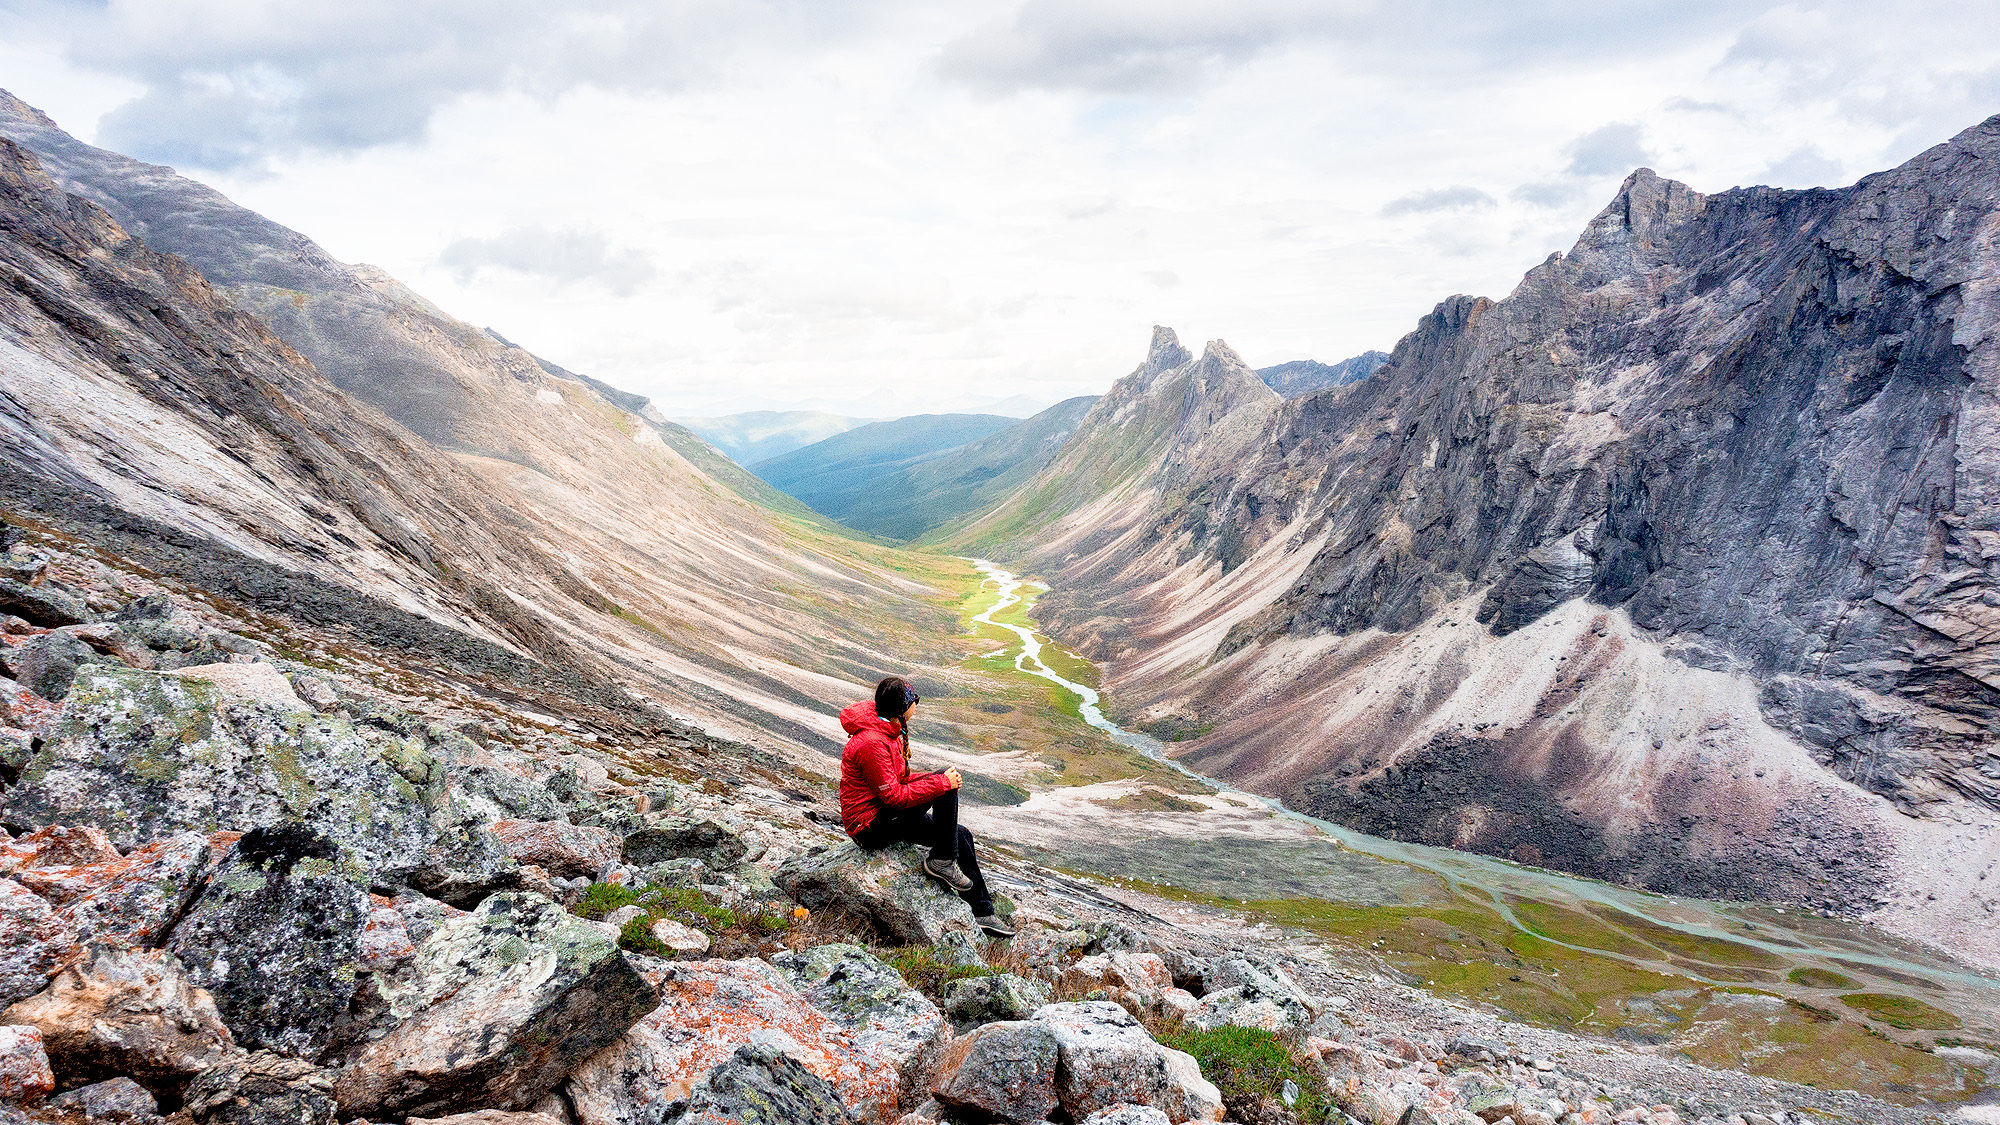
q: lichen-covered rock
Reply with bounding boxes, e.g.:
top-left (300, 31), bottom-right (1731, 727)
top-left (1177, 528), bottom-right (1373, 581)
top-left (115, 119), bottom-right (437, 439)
top-left (1, 825), bottom-right (121, 879)
top-left (2, 667), bottom-right (498, 888)
top-left (3, 947), bottom-right (233, 1093)
top-left (48, 1077), bottom-right (160, 1123)
top-left (774, 844), bottom-right (977, 947)
top-left (646, 920), bottom-right (709, 957)
top-left (1061, 953), bottom-right (1172, 1015)
top-left (168, 664), bottom-right (305, 712)
top-left (404, 812), bottom-right (518, 908)
top-left (1032, 1002), bottom-right (1222, 1124)
top-left (0, 879), bottom-right (76, 1006)
top-left (330, 893), bottom-right (657, 1118)
top-left (36, 833), bottom-right (212, 949)
top-left (407, 1112), bottom-right (564, 1125)
top-left (770, 944), bottom-right (944, 1089)
top-left (623, 820), bottom-right (745, 869)
top-left (47, 1072), bottom-right (159, 1112)
top-left (1081, 1108), bottom-right (1172, 1125)
top-left (927, 1020), bottom-right (1059, 1124)
top-left (670, 1043), bottom-right (850, 1125)
top-left (942, 974), bottom-right (1050, 1032)
top-left (563, 958), bottom-right (894, 1125)
top-left (0, 1025), bottom-right (54, 1102)
top-left (167, 826), bottom-right (369, 1058)
top-left (1189, 956), bottom-right (1318, 1032)
top-left (490, 820), bottom-right (619, 881)
top-left (184, 1052), bottom-right (337, 1125)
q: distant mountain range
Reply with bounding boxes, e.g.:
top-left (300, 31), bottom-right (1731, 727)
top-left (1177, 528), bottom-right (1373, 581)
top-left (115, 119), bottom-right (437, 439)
top-left (674, 410), bottom-right (878, 466)
top-left (766, 397), bottom-right (1100, 541)
top-left (750, 413), bottom-right (1021, 532)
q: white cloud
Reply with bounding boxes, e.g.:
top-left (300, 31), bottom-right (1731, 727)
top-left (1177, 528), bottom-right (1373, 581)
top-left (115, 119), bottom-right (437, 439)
top-left (439, 227), bottom-right (656, 296)
top-left (1382, 186), bottom-right (1496, 217)
top-left (1, 1), bottom-right (1997, 415)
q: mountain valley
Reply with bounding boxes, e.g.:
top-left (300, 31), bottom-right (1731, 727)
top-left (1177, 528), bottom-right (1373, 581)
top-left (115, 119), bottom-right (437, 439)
top-left (0, 82), bottom-right (1998, 1125)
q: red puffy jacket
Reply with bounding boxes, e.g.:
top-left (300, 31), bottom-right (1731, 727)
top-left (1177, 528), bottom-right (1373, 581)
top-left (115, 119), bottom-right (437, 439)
top-left (839, 699), bottom-right (952, 837)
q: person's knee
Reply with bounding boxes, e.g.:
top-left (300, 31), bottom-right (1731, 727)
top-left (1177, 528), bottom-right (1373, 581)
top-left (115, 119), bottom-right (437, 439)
top-left (957, 825), bottom-right (974, 847)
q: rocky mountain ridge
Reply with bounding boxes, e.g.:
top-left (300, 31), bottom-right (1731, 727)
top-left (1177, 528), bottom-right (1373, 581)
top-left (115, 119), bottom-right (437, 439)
top-left (958, 114), bottom-right (2000, 970)
top-left (1255, 352), bottom-right (1390, 398)
top-left (0, 92), bottom-right (983, 761)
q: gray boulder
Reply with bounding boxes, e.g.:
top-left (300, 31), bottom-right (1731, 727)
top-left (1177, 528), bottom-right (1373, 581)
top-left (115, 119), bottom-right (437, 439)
top-left (623, 819), bottom-right (745, 868)
top-left (3, 666), bottom-right (506, 889)
top-left (330, 893), bottom-right (658, 1118)
top-left (49, 1078), bottom-right (161, 1123)
top-left (1032, 1002), bottom-right (1223, 1124)
top-left (669, 1044), bottom-right (850, 1125)
top-left (1191, 955), bottom-right (1319, 1032)
top-left (770, 943), bottom-right (944, 1088)
top-left (184, 1052), bottom-right (337, 1125)
top-left (0, 578), bottom-right (91, 628)
top-left (2, 633), bottom-right (97, 701)
top-left (943, 973), bottom-right (1051, 1031)
top-left (927, 1020), bottom-right (1060, 1123)
top-left (774, 843), bottom-right (978, 947)
top-left (167, 826), bottom-right (370, 1058)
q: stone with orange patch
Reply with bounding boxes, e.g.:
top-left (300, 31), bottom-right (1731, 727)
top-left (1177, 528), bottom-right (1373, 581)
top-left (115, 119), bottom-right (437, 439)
top-left (565, 958), bottom-right (902, 1125)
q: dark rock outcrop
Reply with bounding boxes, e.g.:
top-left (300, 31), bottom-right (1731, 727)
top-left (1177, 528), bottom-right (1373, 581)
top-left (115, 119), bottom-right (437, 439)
top-left (167, 827), bottom-right (370, 1058)
top-left (668, 1044), bottom-right (850, 1125)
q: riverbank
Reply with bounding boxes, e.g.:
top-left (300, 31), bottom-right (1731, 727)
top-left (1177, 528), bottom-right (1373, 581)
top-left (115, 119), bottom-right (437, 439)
top-left (946, 560), bottom-right (2000, 1109)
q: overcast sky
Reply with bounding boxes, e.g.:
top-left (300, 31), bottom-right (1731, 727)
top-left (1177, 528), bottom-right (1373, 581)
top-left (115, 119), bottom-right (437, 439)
top-left (2, 1), bottom-right (1997, 417)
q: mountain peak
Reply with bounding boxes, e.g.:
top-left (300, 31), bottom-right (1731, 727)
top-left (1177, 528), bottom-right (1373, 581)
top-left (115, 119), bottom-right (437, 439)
top-left (1144, 325), bottom-right (1191, 374)
top-left (1200, 338), bottom-right (1246, 368)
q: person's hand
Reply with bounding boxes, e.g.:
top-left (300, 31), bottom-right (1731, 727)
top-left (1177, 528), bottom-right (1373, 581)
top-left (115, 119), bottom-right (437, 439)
top-left (943, 766), bottom-right (962, 790)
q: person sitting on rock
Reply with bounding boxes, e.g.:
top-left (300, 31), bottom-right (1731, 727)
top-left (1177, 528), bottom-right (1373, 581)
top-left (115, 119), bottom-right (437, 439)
top-left (840, 675), bottom-right (1014, 937)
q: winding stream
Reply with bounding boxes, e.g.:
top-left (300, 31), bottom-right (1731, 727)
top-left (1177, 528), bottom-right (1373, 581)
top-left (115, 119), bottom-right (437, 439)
top-left (967, 559), bottom-right (2000, 1025)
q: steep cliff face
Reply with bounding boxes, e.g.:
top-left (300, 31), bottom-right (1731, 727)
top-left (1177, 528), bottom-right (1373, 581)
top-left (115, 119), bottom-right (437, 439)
top-left (975, 116), bottom-right (2000, 964)
top-left (0, 101), bottom-right (976, 758)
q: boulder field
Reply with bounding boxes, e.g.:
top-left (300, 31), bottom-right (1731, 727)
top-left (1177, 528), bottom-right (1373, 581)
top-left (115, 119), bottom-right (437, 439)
top-left (0, 527), bottom-right (1945, 1125)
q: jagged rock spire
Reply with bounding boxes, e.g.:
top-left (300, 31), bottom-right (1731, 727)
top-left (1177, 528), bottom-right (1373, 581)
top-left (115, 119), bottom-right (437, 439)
top-left (1143, 326), bottom-right (1191, 375)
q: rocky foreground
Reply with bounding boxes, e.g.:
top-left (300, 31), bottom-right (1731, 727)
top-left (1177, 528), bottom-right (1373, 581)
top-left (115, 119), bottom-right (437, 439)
top-left (0, 517), bottom-right (1952, 1125)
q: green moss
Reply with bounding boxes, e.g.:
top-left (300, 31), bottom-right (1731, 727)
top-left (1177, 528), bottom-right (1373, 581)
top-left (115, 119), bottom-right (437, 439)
top-left (879, 945), bottom-right (995, 999)
top-left (1839, 993), bottom-right (1963, 1031)
top-left (1093, 788), bottom-right (1206, 813)
top-left (1789, 967), bottom-right (1861, 990)
top-left (619, 917), bottom-right (669, 956)
top-left (573, 882), bottom-right (638, 920)
top-left (1162, 1026), bottom-right (1333, 1124)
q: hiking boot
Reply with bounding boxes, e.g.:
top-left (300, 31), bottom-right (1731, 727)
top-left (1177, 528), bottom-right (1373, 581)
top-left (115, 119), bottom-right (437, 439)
top-left (975, 913), bottom-right (1016, 938)
top-left (923, 857), bottom-right (973, 892)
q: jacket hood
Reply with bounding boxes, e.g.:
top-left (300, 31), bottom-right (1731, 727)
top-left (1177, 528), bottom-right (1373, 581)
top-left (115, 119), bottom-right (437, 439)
top-left (840, 699), bottom-right (900, 738)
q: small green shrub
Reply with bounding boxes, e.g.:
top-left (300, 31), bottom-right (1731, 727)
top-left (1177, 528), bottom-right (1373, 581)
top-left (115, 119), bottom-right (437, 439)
top-left (619, 916), bottom-right (669, 956)
top-left (573, 882), bottom-right (639, 920)
top-left (880, 945), bottom-right (997, 999)
top-left (1163, 1025), bottom-right (1332, 1124)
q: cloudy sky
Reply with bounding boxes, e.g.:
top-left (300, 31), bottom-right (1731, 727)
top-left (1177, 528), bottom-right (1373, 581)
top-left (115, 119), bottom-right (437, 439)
top-left (1, 1), bottom-right (1997, 417)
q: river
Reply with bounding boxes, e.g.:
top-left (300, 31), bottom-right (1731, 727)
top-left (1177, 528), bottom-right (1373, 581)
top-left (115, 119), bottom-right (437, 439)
top-left (966, 558), bottom-right (2000, 1036)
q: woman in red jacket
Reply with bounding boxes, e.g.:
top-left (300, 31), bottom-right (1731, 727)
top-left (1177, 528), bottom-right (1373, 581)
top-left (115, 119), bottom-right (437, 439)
top-left (840, 675), bottom-right (1014, 937)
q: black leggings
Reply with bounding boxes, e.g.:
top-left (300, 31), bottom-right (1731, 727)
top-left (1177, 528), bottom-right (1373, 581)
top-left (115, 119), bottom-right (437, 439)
top-left (853, 788), bottom-right (993, 916)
